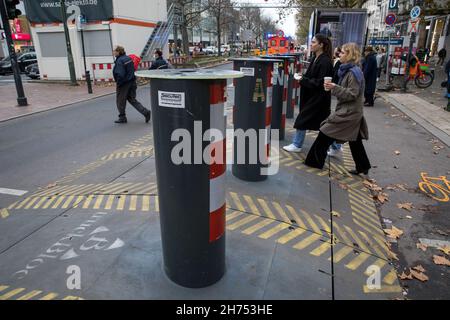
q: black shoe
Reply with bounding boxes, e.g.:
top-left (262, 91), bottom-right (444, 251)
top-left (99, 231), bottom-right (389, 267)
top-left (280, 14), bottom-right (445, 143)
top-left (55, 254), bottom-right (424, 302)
top-left (364, 102), bottom-right (374, 107)
top-left (349, 169), bottom-right (369, 175)
top-left (145, 111), bottom-right (151, 123)
top-left (114, 118), bottom-right (127, 124)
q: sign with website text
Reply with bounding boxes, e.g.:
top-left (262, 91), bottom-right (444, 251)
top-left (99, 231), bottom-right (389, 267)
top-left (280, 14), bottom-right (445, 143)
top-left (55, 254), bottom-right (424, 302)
top-left (23, 0), bottom-right (113, 23)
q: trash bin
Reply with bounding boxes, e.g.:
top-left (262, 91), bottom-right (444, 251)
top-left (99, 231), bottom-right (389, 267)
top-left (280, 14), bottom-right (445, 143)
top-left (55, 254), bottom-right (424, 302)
top-left (135, 69), bottom-right (244, 288)
top-left (275, 55), bottom-right (296, 119)
top-left (231, 58), bottom-right (280, 181)
top-left (258, 56), bottom-right (286, 140)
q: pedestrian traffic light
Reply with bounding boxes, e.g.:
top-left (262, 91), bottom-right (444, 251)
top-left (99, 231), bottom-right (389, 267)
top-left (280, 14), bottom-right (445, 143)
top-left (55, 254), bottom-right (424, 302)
top-left (5, 0), bottom-right (22, 20)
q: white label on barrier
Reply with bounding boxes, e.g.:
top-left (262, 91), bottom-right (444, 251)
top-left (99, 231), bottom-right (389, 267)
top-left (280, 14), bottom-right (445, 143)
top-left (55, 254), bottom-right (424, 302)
top-left (240, 67), bottom-right (255, 77)
top-left (158, 91), bottom-right (185, 108)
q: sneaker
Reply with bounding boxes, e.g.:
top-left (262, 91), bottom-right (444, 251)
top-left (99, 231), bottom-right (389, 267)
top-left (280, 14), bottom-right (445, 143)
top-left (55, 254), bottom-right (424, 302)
top-left (283, 144), bottom-right (302, 152)
top-left (145, 111), bottom-right (151, 123)
top-left (327, 148), bottom-right (343, 157)
top-left (114, 118), bottom-right (127, 124)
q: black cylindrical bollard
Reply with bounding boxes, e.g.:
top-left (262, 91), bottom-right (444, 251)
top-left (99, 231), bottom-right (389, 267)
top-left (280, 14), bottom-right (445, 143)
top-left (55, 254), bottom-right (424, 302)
top-left (258, 56), bottom-right (286, 140)
top-left (275, 56), bottom-right (295, 119)
top-left (136, 69), bottom-right (244, 288)
top-left (231, 58), bottom-right (280, 181)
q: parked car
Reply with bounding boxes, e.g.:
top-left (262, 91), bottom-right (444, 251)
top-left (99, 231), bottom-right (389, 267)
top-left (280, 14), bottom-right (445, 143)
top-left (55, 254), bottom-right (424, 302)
top-left (25, 63), bottom-right (40, 79)
top-left (205, 46), bottom-right (218, 55)
top-left (0, 52), bottom-right (37, 75)
top-left (220, 45), bottom-right (230, 53)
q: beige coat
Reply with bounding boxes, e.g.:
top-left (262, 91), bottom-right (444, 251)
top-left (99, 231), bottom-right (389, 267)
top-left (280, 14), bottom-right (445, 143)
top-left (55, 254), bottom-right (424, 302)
top-left (320, 70), bottom-right (369, 142)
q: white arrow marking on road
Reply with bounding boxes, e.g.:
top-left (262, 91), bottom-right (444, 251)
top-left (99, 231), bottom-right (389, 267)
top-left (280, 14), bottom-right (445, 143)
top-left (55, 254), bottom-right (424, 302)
top-left (106, 238), bottom-right (125, 250)
top-left (0, 188), bottom-right (28, 196)
top-left (90, 226), bottom-right (110, 234)
top-left (60, 248), bottom-right (79, 260)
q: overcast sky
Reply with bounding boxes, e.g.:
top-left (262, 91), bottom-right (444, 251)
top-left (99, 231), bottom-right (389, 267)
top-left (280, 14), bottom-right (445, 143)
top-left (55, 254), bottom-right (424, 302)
top-left (236, 0), bottom-right (298, 39)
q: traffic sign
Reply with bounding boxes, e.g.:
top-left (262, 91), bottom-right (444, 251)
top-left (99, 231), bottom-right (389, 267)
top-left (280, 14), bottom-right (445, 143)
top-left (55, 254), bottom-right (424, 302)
top-left (385, 13), bottom-right (397, 26)
top-left (369, 37), bottom-right (404, 46)
top-left (410, 6), bottom-right (421, 19)
top-left (408, 18), bottom-right (420, 34)
top-left (388, 0), bottom-right (399, 10)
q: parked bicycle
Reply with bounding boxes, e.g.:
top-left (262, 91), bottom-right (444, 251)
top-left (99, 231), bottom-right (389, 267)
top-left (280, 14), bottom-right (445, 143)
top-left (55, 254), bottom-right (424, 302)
top-left (389, 55), bottom-right (434, 89)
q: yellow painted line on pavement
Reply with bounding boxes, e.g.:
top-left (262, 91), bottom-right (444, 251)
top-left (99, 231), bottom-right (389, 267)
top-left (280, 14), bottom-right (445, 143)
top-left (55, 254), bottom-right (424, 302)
top-left (353, 218), bottom-right (385, 238)
top-left (72, 195), bottom-right (86, 208)
top-left (155, 196), bottom-right (159, 212)
top-left (310, 241), bottom-right (332, 256)
top-left (0, 285), bottom-right (9, 292)
top-left (0, 288), bottom-right (26, 300)
top-left (242, 219), bottom-right (273, 235)
top-left (227, 215), bottom-right (259, 231)
top-left (257, 198), bottom-right (276, 220)
top-left (383, 268), bottom-right (398, 285)
top-left (42, 196), bottom-right (57, 209)
top-left (314, 214), bottom-right (331, 234)
top-left (243, 195), bottom-right (261, 216)
top-left (226, 211), bottom-right (244, 222)
top-left (349, 199), bottom-right (378, 218)
top-left (352, 214), bottom-right (385, 236)
top-left (276, 228), bottom-right (306, 244)
top-left (272, 201), bottom-right (291, 223)
top-left (363, 285), bottom-right (402, 293)
top-left (300, 209), bottom-right (322, 235)
top-left (61, 195), bottom-right (75, 209)
top-left (344, 226), bottom-right (370, 253)
top-left (63, 296), bottom-right (84, 300)
top-left (7, 201), bottom-right (18, 209)
top-left (33, 197), bottom-right (49, 209)
top-left (358, 231), bottom-right (387, 260)
top-left (17, 290), bottom-right (43, 300)
top-left (350, 204), bottom-right (381, 226)
top-left (348, 190), bottom-right (373, 205)
top-left (52, 195), bottom-right (66, 209)
top-left (142, 195), bottom-right (150, 211)
top-left (285, 205), bottom-right (308, 230)
top-left (104, 195), bottom-right (115, 210)
top-left (293, 233), bottom-right (322, 250)
top-left (258, 223), bottom-right (290, 239)
top-left (129, 195), bottom-right (138, 211)
top-left (229, 192), bottom-right (246, 212)
top-left (117, 195), bottom-right (126, 210)
top-left (82, 195), bottom-right (95, 209)
top-left (345, 251), bottom-right (371, 270)
top-left (330, 246), bottom-right (354, 263)
top-left (39, 293), bottom-right (59, 300)
top-left (364, 259), bottom-right (388, 276)
top-left (93, 195), bottom-right (104, 210)
top-left (0, 209), bottom-right (9, 219)
top-left (24, 197), bottom-right (40, 209)
top-left (333, 223), bottom-right (353, 245)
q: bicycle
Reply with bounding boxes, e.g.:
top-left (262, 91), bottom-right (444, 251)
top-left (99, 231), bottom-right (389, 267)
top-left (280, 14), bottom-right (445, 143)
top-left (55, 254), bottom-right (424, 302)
top-left (389, 57), bottom-right (434, 89)
top-left (418, 172), bottom-right (450, 202)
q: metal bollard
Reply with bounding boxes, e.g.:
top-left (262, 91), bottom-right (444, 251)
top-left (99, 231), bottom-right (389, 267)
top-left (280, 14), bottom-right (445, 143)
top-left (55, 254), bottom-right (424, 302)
top-left (135, 69), bottom-right (244, 288)
top-left (231, 58), bottom-right (280, 181)
top-left (258, 56), bottom-right (286, 140)
top-left (281, 53), bottom-right (303, 111)
top-left (275, 55), bottom-right (296, 119)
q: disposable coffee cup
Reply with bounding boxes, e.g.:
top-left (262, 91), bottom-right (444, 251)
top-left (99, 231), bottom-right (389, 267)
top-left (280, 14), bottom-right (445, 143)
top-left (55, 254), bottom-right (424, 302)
top-left (324, 77), bottom-right (332, 91)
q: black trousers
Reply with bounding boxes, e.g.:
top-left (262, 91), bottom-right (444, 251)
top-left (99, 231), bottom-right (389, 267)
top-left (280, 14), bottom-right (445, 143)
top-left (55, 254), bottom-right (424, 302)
top-left (364, 92), bottom-right (374, 105)
top-left (116, 81), bottom-right (149, 118)
top-left (305, 131), bottom-right (371, 172)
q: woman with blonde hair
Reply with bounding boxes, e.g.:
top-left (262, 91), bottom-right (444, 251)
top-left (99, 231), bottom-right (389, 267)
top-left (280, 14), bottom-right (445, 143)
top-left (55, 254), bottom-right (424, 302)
top-left (304, 43), bottom-right (371, 175)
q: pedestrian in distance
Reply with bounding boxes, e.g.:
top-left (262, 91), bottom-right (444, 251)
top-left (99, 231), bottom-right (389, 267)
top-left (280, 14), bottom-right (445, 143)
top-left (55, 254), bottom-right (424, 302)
top-left (283, 33), bottom-right (334, 153)
top-left (437, 47), bottom-right (447, 67)
top-left (362, 46), bottom-right (377, 107)
top-left (112, 45), bottom-right (151, 124)
top-left (332, 47), bottom-right (342, 83)
top-left (304, 43), bottom-right (371, 175)
top-left (376, 47), bottom-right (386, 80)
top-left (150, 50), bottom-right (169, 70)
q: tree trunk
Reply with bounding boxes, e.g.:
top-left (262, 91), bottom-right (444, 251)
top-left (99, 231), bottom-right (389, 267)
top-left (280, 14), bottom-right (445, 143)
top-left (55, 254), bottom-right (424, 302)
top-left (217, 13), bottom-right (222, 57)
top-left (182, 21), bottom-right (190, 57)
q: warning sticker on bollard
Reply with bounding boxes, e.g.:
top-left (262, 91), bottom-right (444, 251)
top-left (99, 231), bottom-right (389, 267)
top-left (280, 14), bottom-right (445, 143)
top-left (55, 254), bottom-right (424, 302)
top-left (158, 91), bottom-right (185, 108)
top-left (240, 67), bottom-right (255, 77)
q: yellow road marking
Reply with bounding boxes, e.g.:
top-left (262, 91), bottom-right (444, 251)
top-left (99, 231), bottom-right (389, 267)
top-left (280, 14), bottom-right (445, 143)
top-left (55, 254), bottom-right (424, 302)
top-left (243, 195), bottom-right (261, 216)
top-left (227, 215), bottom-right (259, 230)
top-left (364, 259), bottom-right (388, 276)
top-left (32, 197), bottom-right (48, 209)
top-left (155, 196), bottom-right (159, 212)
top-left (258, 223), bottom-right (290, 239)
top-left (7, 201), bottom-right (18, 209)
top-left (345, 251), bottom-right (371, 270)
top-left (63, 296), bottom-right (83, 300)
top-left (333, 223), bottom-right (353, 245)
top-left (105, 195), bottom-right (115, 210)
top-left (242, 219), bottom-right (273, 235)
top-left (39, 293), bottom-right (58, 300)
top-left (314, 214), bottom-right (331, 234)
top-left (72, 195), bottom-right (86, 208)
top-left (51, 195), bottom-right (66, 209)
top-left (117, 196), bottom-right (126, 210)
top-left (276, 228), bottom-right (306, 244)
top-left (350, 205), bottom-right (381, 226)
top-left (129, 195), bottom-right (138, 211)
top-left (0, 285), bottom-right (9, 292)
top-left (383, 268), bottom-right (398, 285)
top-left (42, 196), bottom-right (57, 209)
top-left (349, 187), bottom-right (372, 200)
top-left (358, 231), bottom-right (387, 259)
top-left (363, 285), bottom-right (402, 293)
top-left (226, 211), bottom-right (244, 222)
top-left (310, 241), bottom-right (332, 256)
top-left (348, 190), bottom-right (373, 204)
top-left (344, 226), bottom-right (370, 253)
top-left (285, 205), bottom-right (308, 230)
top-left (0, 288), bottom-right (26, 300)
top-left (300, 209), bottom-right (322, 235)
top-left (17, 290), bottom-right (43, 300)
top-left (82, 195), bottom-right (94, 209)
top-left (61, 195), bottom-right (75, 209)
top-left (229, 192), bottom-right (246, 212)
top-left (93, 195), bottom-right (104, 210)
top-left (24, 197), bottom-right (40, 209)
top-left (353, 218), bottom-right (385, 238)
top-left (257, 198), bottom-right (276, 220)
top-left (330, 246), bottom-right (354, 263)
top-left (272, 202), bottom-right (291, 223)
top-left (351, 214), bottom-right (384, 236)
top-left (0, 208), bottom-right (9, 219)
top-left (293, 233), bottom-right (322, 250)
top-left (142, 196), bottom-right (150, 211)
top-left (349, 199), bottom-right (378, 217)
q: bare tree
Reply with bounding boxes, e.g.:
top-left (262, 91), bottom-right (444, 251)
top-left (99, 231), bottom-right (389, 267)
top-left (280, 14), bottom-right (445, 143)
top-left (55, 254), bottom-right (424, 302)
top-left (208, 0), bottom-right (235, 56)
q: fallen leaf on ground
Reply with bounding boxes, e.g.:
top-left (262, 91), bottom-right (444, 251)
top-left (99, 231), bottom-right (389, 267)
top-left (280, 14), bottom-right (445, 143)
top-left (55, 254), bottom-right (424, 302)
top-left (399, 272), bottom-right (413, 280)
top-left (433, 255), bottom-right (450, 266)
top-left (416, 243), bottom-right (428, 251)
top-left (396, 184), bottom-right (408, 191)
top-left (409, 269), bottom-right (429, 282)
top-left (384, 226), bottom-right (404, 240)
top-left (338, 183), bottom-right (348, 190)
top-left (363, 179), bottom-right (383, 192)
top-left (436, 229), bottom-right (449, 236)
top-left (46, 183), bottom-right (57, 189)
top-left (437, 245), bottom-right (450, 256)
top-left (397, 202), bottom-right (414, 211)
top-left (412, 265), bottom-right (426, 273)
top-left (394, 150), bottom-right (401, 155)
top-left (375, 192), bottom-right (389, 204)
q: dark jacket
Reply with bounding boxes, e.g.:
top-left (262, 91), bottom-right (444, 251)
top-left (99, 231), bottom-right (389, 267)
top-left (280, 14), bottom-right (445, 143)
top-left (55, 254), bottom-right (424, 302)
top-left (362, 52), bottom-right (377, 95)
top-left (438, 48), bottom-right (447, 58)
top-left (332, 59), bottom-right (342, 83)
top-left (150, 56), bottom-right (168, 70)
top-left (113, 54), bottom-right (135, 87)
top-left (294, 53), bottom-right (333, 130)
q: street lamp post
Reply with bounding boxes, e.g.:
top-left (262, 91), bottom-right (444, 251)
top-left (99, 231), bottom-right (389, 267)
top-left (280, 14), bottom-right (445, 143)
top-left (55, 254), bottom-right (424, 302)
top-left (60, 0), bottom-right (77, 86)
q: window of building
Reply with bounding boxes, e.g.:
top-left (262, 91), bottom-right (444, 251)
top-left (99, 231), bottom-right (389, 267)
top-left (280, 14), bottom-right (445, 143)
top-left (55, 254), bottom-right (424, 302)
top-left (38, 32), bottom-right (67, 57)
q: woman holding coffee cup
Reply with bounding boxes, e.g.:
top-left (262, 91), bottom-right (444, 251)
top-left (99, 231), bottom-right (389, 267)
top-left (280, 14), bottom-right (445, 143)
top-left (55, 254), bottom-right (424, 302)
top-left (304, 43), bottom-right (371, 175)
top-left (283, 34), bottom-right (333, 153)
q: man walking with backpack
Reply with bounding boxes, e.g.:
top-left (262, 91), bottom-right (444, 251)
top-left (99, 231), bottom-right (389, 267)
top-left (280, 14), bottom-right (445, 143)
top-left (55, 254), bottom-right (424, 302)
top-left (112, 46), bottom-right (151, 124)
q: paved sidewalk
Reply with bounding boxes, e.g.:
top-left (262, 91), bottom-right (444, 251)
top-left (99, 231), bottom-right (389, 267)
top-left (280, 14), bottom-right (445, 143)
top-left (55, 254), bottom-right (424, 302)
top-left (0, 82), bottom-right (116, 123)
top-left (379, 92), bottom-right (450, 147)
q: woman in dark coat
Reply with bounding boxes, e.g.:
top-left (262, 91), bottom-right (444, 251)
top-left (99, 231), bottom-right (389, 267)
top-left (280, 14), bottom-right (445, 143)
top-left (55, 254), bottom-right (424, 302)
top-left (362, 46), bottom-right (377, 106)
top-left (304, 43), bottom-right (371, 174)
top-left (283, 34), bottom-right (333, 153)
